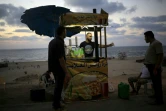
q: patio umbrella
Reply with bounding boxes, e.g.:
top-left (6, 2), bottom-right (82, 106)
top-left (21, 5), bottom-right (80, 37)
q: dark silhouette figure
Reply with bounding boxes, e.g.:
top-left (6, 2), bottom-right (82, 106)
top-left (143, 31), bottom-right (164, 105)
top-left (48, 26), bottom-right (71, 111)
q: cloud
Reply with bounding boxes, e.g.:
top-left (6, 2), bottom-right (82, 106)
top-left (0, 35), bottom-right (39, 41)
top-left (0, 4), bottom-right (26, 26)
top-left (103, 2), bottom-right (126, 14)
top-left (108, 19), bottom-right (113, 23)
top-left (5, 33), bottom-right (12, 34)
top-left (104, 21), bottom-right (127, 36)
top-left (64, 0), bottom-right (136, 14)
top-left (108, 29), bottom-right (126, 35)
top-left (156, 0), bottom-right (163, 3)
top-left (106, 34), bottom-right (146, 46)
top-left (132, 15), bottom-right (166, 23)
top-left (0, 28), bottom-right (5, 31)
top-left (130, 23), bottom-right (166, 32)
top-left (108, 22), bottom-right (125, 29)
top-left (120, 18), bottom-right (127, 23)
top-left (131, 15), bottom-right (166, 32)
top-left (126, 6), bottom-right (137, 14)
top-left (0, 22), bottom-right (5, 26)
top-left (64, 0), bottom-right (104, 7)
top-left (14, 29), bottom-right (31, 32)
top-left (107, 33), bottom-right (166, 46)
top-left (0, 35), bottom-right (52, 49)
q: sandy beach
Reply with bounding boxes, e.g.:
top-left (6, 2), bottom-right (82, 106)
top-left (0, 57), bottom-right (153, 83)
top-left (0, 57), bottom-right (166, 106)
top-left (0, 61), bottom-right (48, 83)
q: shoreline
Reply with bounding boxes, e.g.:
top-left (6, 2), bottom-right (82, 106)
top-left (0, 56), bottom-right (145, 63)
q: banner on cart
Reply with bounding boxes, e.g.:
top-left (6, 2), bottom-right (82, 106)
top-left (64, 58), bottom-right (108, 101)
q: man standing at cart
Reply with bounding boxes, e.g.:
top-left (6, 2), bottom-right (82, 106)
top-left (80, 32), bottom-right (114, 58)
top-left (143, 31), bottom-right (164, 105)
top-left (48, 26), bottom-right (71, 111)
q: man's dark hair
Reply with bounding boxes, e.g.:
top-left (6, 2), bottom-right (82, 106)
top-left (56, 26), bottom-right (65, 36)
top-left (144, 31), bottom-right (154, 38)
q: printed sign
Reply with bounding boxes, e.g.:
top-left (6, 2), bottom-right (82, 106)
top-left (60, 13), bottom-right (108, 26)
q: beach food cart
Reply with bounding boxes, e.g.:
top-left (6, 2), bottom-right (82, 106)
top-left (59, 9), bottom-right (110, 101)
top-left (21, 6), bottom-right (110, 101)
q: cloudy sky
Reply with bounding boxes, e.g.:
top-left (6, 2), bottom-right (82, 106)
top-left (0, 0), bottom-right (166, 49)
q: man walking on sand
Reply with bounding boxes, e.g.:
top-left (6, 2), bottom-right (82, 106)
top-left (48, 26), bottom-right (71, 111)
top-left (143, 31), bottom-right (164, 105)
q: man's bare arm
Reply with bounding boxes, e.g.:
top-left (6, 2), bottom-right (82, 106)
top-left (98, 42), bottom-right (114, 48)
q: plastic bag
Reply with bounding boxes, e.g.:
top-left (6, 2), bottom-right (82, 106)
top-left (70, 47), bottom-right (84, 58)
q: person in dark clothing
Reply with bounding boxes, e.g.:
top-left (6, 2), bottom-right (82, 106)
top-left (48, 26), bottom-right (71, 111)
top-left (79, 32), bottom-right (114, 57)
top-left (144, 31), bottom-right (164, 105)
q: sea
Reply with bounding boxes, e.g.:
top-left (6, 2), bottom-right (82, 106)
top-left (0, 46), bottom-right (166, 62)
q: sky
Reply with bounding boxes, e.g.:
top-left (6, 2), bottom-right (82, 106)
top-left (0, 0), bottom-right (166, 49)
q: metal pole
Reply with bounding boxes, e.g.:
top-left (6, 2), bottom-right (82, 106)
top-left (104, 27), bottom-right (107, 58)
top-left (85, 31), bottom-right (86, 41)
top-left (69, 39), bottom-right (72, 46)
top-left (100, 28), bottom-right (102, 57)
top-left (93, 9), bottom-right (99, 62)
top-left (75, 36), bottom-right (78, 47)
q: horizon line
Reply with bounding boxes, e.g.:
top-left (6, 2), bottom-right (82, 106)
top-left (0, 45), bottom-right (166, 50)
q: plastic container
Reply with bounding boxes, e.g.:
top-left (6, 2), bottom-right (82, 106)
top-left (30, 89), bottom-right (45, 101)
top-left (101, 82), bottom-right (108, 97)
top-left (118, 82), bottom-right (129, 99)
